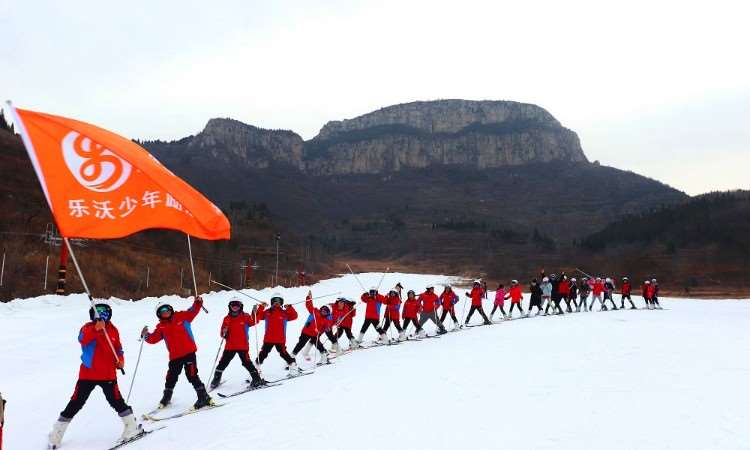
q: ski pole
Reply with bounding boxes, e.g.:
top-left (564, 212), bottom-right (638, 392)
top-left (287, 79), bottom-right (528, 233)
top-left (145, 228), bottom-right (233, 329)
top-left (126, 335), bottom-right (146, 403)
top-left (209, 280), bottom-right (264, 303)
top-left (346, 264), bottom-right (367, 292)
top-left (186, 234), bottom-right (208, 313)
top-left (208, 337), bottom-right (225, 384)
top-left (575, 268), bottom-right (593, 279)
top-left (288, 292), bottom-right (342, 306)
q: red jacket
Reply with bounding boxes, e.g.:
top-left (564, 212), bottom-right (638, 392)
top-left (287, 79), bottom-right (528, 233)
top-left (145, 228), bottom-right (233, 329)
top-left (622, 282), bottom-right (632, 296)
top-left (509, 285), bottom-right (523, 303)
top-left (221, 312), bottom-right (259, 351)
top-left (418, 291), bottom-right (440, 312)
top-left (257, 304), bottom-right (298, 344)
top-left (361, 292), bottom-right (385, 320)
top-left (384, 293), bottom-right (402, 320)
top-left (145, 299), bottom-right (202, 360)
top-left (559, 280), bottom-right (570, 295)
top-left (645, 285), bottom-right (655, 299)
top-left (77, 321), bottom-right (124, 381)
top-left (402, 298), bottom-right (421, 319)
top-left (332, 301), bottom-right (356, 328)
top-left (466, 287), bottom-right (484, 306)
top-left (439, 291), bottom-right (459, 310)
top-left (301, 298), bottom-right (334, 337)
top-left (592, 282), bottom-right (605, 296)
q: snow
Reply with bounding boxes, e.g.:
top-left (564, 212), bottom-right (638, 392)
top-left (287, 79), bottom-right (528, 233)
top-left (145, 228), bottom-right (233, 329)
top-left (1, 272), bottom-right (749, 450)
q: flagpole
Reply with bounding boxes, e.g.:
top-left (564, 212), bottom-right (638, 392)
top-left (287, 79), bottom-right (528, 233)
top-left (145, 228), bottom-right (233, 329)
top-left (64, 238), bottom-right (125, 374)
top-left (186, 234), bottom-right (208, 313)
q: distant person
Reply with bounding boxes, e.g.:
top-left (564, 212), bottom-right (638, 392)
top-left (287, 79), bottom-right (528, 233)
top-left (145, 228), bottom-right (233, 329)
top-left (418, 285), bottom-right (448, 334)
top-left (48, 303), bottom-right (141, 449)
top-left (332, 297), bottom-right (358, 350)
top-left (578, 277), bottom-right (591, 312)
top-left (558, 275), bottom-right (571, 312)
top-left (382, 288), bottom-right (405, 341)
top-left (602, 277), bottom-right (619, 311)
top-left (651, 279), bottom-right (662, 309)
top-left (528, 279), bottom-right (544, 316)
top-left (464, 280), bottom-right (491, 325)
top-left (620, 277), bottom-right (636, 309)
top-left (438, 285), bottom-right (461, 330)
top-left (545, 274), bottom-right (564, 315)
top-left (490, 283), bottom-right (508, 321)
top-left (590, 277), bottom-right (605, 311)
top-left (359, 287), bottom-right (388, 344)
top-left (568, 278), bottom-right (579, 312)
top-left (142, 296), bottom-right (212, 409)
top-left (210, 298), bottom-right (265, 390)
top-left (507, 280), bottom-right (525, 319)
top-left (642, 280), bottom-right (653, 309)
top-left (402, 290), bottom-right (425, 337)
top-left (540, 277), bottom-right (552, 315)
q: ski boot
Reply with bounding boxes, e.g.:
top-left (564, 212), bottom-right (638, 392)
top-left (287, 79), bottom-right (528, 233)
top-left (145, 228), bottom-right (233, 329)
top-left (378, 333), bottom-right (389, 344)
top-left (159, 388), bottom-right (173, 408)
top-left (398, 330), bottom-right (407, 341)
top-left (350, 339), bottom-right (360, 349)
top-left (48, 417), bottom-right (71, 449)
top-left (210, 370), bottom-right (223, 389)
top-left (288, 362), bottom-right (300, 376)
top-left (193, 387), bottom-right (213, 409)
top-left (119, 412), bottom-right (142, 442)
top-left (416, 328), bottom-right (427, 338)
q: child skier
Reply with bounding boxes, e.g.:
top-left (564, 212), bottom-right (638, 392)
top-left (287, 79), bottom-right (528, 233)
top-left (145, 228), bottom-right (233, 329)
top-left (464, 280), bottom-right (491, 325)
top-left (602, 277), bottom-right (618, 310)
top-left (507, 280), bottom-right (524, 319)
top-left (578, 277), bottom-right (591, 312)
top-left (359, 287), bottom-right (388, 344)
top-left (528, 279), bottom-right (543, 316)
top-left (142, 296), bottom-right (212, 409)
top-left (291, 292), bottom-right (334, 364)
top-left (620, 277), bottom-right (636, 309)
top-left (256, 294), bottom-right (299, 373)
top-left (418, 285), bottom-right (448, 334)
top-left (382, 288), bottom-right (405, 341)
top-left (332, 297), bottom-right (358, 350)
top-left (402, 290), bottom-right (425, 336)
top-left (568, 278), bottom-right (579, 312)
top-left (439, 285), bottom-right (461, 330)
top-left (652, 279), bottom-right (662, 309)
top-left (540, 277), bottom-right (552, 315)
top-left (490, 284), bottom-right (508, 321)
top-left (49, 303), bottom-right (141, 449)
top-left (642, 280), bottom-right (653, 309)
top-left (590, 277), bottom-right (605, 311)
top-left (210, 298), bottom-right (265, 390)
top-left (559, 276), bottom-right (572, 313)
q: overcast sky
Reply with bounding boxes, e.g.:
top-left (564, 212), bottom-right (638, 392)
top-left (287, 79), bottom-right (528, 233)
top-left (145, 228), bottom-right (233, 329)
top-left (2, 0), bottom-right (748, 195)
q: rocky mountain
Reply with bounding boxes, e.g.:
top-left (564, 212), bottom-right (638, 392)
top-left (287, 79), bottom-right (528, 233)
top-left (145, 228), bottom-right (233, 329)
top-left (162, 100), bottom-right (587, 176)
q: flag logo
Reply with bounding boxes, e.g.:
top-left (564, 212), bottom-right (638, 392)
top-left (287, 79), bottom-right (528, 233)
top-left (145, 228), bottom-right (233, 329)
top-left (62, 131), bottom-right (132, 192)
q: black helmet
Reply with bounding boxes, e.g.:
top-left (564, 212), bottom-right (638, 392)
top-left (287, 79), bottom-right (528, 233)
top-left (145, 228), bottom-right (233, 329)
top-left (155, 303), bottom-right (174, 320)
top-left (320, 305), bottom-right (331, 316)
top-left (407, 290), bottom-right (416, 297)
top-left (270, 294), bottom-right (284, 306)
top-left (228, 299), bottom-right (243, 316)
top-left (89, 303), bottom-right (112, 322)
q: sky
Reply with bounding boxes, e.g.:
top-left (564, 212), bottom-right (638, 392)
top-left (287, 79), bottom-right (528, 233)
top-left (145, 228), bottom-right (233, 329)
top-left (1, 0), bottom-right (748, 195)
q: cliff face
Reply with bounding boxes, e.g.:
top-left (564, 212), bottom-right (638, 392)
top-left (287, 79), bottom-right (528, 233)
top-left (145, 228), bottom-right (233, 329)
top-left (182, 100), bottom-right (586, 175)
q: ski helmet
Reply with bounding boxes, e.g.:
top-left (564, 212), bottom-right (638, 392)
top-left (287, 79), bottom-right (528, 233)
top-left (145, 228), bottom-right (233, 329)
top-left (368, 286), bottom-right (378, 295)
top-left (270, 293), bottom-right (284, 306)
top-left (571, 278), bottom-right (577, 283)
top-left (89, 303), bottom-right (112, 322)
top-left (550, 274), bottom-right (557, 280)
top-left (155, 303), bottom-right (174, 320)
top-left (652, 278), bottom-right (657, 283)
top-left (473, 279), bottom-right (481, 285)
top-left (563, 275), bottom-right (568, 280)
top-left (511, 279), bottom-right (518, 285)
top-left (596, 277), bottom-right (602, 281)
top-left (426, 285), bottom-right (434, 290)
top-left (623, 277), bottom-right (629, 281)
top-left (320, 305), bottom-right (331, 316)
top-left (228, 298), bottom-right (244, 316)
top-left (407, 290), bottom-right (416, 297)
top-left (645, 280), bottom-right (651, 284)
top-left (606, 277), bottom-right (612, 283)
top-left (542, 277), bottom-right (549, 282)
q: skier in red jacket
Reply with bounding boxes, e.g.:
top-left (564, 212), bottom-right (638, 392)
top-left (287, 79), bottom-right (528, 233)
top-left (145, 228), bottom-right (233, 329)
top-left (358, 287), bottom-right (388, 344)
top-left (402, 290), bottom-right (424, 336)
top-left (49, 303), bottom-right (141, 449)
top-left (382, 288), bottom-right (405, 341)
top-left (291, 292), bottom-right (334, 364)
top-left (142, 296), bottom-right (212, 409)
top-left (256, 294), bottom-right (299, 373)
top-left (559, 276), bottom-right (573, 313)
top-left (438, 285), bottom-right (461, 330)
top-left (418, 285), bottom-right (447, 335)
top-left (464, 280), bottom-right (491, 325)
top-left (507, 280), bottom-right (525, 319)
top-left (332, 297), bottom-right (358, 350)
top-left (620, 277), bottom-right (636, 309)
top-left (209, 298), bottom-right (265, 390)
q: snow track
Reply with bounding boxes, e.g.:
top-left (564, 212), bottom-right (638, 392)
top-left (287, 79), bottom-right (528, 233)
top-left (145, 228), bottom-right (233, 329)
top-left (1, 273), bottom-right (749, 449)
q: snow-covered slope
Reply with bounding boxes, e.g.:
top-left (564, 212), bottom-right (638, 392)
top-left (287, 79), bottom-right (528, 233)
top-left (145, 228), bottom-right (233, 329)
top-left (1, 273), bottom-right (748, 449)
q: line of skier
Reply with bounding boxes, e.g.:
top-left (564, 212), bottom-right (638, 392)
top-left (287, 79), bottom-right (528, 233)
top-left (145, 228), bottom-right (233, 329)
top-left (47, 272), bottom-right (662, 449)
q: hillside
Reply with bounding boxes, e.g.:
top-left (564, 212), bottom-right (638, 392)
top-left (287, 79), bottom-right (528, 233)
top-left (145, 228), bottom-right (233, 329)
top-left (1, 274), bottom-right (748, 449)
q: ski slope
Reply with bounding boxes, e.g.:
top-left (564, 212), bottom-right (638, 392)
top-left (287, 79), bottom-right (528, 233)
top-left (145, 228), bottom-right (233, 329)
top-left (1, 273), bottom-right (749, 450)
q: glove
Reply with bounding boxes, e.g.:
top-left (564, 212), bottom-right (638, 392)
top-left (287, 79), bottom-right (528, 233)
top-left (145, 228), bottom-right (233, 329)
top-left (221, 328), bottom-right (228, 338)
top-left (140, 326), bottom-right (149, 339)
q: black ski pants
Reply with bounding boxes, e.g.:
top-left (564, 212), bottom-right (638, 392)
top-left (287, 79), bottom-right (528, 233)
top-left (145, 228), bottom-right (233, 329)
top-left (439, 308), bottom-right (459, 324)
top-left (382, 316), bottom-right (403, 332)
top-left (258, 342), bottom-right (296, 365)
top-left (60, 379), bottom-right (131, 420)
top-left (359, 318), bottom-right (383, 335)
top-left (402, 317), bottom-right (422, 333)
top-left (292, 333), bottom-right (327, 355)
top-left (216, 350), bottom-right (260, 378)
top-left (465, 305), bottom-right (490, 323)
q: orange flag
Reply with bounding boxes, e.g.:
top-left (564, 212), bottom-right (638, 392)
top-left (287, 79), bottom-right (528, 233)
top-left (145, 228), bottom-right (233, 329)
top-left (8, 104), bottom-right (231, 240)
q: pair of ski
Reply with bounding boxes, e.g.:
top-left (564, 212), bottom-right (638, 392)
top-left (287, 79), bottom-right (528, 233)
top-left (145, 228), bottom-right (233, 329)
top-left (106, 426), bottom-right (166, 450)
top-left (142, 402), bottom-right (225, 423)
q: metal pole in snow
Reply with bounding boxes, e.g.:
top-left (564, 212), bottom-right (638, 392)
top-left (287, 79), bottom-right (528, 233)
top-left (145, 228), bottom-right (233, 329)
top-left (0, 251), bottom-right (5, 287)
top-left (146, 266), bottom-right (150, 289)
top-left (44, 255), bottom-right (49, 290)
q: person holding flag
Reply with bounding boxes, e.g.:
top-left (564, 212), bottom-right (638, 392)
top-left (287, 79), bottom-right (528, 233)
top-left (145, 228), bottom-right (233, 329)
top-left (210, 298), bottom-right (265, 390)
top-left (48, 303), bottom-right (142, 449)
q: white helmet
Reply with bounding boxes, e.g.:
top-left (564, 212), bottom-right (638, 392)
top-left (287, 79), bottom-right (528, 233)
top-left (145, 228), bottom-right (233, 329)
top-left (368, 286), bottom-right (377, 292)
top-left (426, 284), bottom-right (434, 290)
top-left (542, 277), bottom-right (549, 282)
top-left (651, 278), bottom-right (657, 283)
top-left (596, 277), bottom-right (602, 281)
top-left (571, 278), bottom-right (577, 282)
top-left (606, 277), bottom-right (612, 283)
top-left (645, 280), bottom-right (651, 284)
top-left (511, 279), bottom-right (518, 284)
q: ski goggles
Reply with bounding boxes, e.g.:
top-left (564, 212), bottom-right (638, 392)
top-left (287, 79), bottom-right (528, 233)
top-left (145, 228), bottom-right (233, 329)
top-left (156, 305), bottom-right (173, 318)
